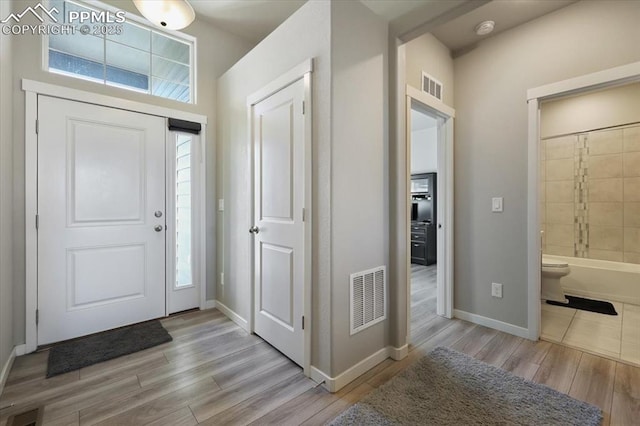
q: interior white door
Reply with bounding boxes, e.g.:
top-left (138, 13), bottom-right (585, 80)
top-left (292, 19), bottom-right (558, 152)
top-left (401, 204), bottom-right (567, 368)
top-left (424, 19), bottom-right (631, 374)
top-left (252, 78), bottom-right (305, 366)
top-left (37, 96), bottom-right (166, 345)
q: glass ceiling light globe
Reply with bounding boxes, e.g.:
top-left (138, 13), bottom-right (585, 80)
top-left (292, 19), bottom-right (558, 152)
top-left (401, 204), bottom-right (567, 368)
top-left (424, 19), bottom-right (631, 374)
top-left (132, 0), bottom-right (195, 30)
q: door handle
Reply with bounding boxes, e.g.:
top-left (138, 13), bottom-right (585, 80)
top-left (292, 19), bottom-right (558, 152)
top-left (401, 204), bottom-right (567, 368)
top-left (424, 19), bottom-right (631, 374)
top-left (249, 226), bottom-right (260, 234)
top-left (154, 225), bottom-right (163, 232)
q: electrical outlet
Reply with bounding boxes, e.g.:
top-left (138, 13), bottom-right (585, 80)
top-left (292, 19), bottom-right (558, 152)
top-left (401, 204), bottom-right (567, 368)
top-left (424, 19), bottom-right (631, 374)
top-left (491, 282), bottom-right (503, 298)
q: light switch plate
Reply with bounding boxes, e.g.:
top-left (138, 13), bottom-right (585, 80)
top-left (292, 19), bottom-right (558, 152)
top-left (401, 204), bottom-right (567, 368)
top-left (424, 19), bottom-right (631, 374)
top-left (492, 197), bottom-right (503, 212)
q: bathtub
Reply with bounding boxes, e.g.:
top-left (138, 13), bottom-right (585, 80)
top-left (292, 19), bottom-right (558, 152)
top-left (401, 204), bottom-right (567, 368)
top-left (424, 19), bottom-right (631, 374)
top-left (543, 255), bottom-right (640, 305)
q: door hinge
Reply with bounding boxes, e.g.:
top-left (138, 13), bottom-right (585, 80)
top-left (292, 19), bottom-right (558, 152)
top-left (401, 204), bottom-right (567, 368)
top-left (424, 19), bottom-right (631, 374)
top-left (302, 101), bottom-right (305, 115)
top-left (36, 309), bottom-right (39, 325)
top-left (35, 119), bottom-right (39, 134)
top-left (302, 208), bottom-right (305, 222)
top-left (302, 315), bottom-right (305, 330)
top-left (35, 214), bottom-right (39, 229)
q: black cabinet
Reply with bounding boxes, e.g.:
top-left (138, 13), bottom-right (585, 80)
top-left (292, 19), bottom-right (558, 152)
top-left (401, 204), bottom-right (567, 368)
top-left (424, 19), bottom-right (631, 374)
top-left (411, 172), bottom-right (437, 266)
top-left (410, 222), bottom-right (436, 265)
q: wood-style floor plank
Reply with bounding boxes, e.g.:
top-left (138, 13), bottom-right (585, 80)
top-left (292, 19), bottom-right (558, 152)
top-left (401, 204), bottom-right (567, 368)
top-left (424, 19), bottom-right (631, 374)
top-left (501, 339), bottom-right (552, 380)
top-left (145, 406), bottom-right (198, 426)
top-left (1, 265), bottom-right (638, 426)
top-left (611, 362), bottom-right (640, 426)
top-left (533, 344), bottom-right (582, 393)
top-left (248, 386), bottom-right (339, 426)
top-left (569, 352), bottom-right (616, 426)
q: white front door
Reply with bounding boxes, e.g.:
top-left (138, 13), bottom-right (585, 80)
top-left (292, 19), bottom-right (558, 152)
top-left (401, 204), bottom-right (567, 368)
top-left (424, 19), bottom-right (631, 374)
top-left (37, 96), bottom-right (166, 345)
top-left (252, 78), bottom-right (306, 366)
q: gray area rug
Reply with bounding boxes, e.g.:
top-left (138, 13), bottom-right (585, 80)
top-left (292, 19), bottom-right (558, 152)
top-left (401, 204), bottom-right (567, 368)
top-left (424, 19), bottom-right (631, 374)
top-left (331, 346), bottom-right (602, 426)
top-left (47, 320), bottom-right (172, 377)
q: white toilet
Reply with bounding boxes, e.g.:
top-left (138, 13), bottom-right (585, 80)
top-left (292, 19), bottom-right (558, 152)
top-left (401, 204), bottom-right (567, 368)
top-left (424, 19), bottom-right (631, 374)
top-left (541, 256), bottom-right (570, 303)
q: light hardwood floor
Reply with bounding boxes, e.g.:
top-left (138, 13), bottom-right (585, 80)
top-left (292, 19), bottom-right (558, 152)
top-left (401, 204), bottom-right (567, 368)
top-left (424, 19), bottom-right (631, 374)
top-left (0, 269), bottom-right (638, 425)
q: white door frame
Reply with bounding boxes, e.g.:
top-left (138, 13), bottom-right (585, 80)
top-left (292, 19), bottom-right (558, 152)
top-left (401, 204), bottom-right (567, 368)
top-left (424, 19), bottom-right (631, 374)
top-left (23, 79), bottom-right (208, 353)
top-left (246, 59), bottom-right (313, 375)
top-left (526, 61), bottom-right (640, 340)
top-left (405, 85), bottom-right (455, 333)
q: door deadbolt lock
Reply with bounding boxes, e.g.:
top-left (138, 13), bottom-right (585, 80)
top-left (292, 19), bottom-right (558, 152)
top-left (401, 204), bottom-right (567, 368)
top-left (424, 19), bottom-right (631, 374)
top-left (154, 211), bottom-right (163, 218)
top-left (249, 226), bottom-right (260, 234)
top-left (154, 225), bottom-right (163, 232)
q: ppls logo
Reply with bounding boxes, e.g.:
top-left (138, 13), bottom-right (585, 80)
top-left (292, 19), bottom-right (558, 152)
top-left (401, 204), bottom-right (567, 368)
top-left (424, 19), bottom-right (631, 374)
top-left (1, 3), bottom-right (59, 23)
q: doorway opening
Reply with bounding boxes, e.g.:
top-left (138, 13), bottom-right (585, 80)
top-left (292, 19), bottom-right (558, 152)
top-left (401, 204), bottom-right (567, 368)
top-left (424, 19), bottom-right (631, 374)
top-left (408, 105), bottom-right (439, 343)
top-left (405, 89), bottom-right (455, 347)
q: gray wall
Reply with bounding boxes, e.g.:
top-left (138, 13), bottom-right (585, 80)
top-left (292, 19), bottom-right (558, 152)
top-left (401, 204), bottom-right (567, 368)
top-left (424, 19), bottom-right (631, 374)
top-left (217, 0), bottom-right (389, 377)
top-left (216, 0), bottom-right (333, 373)
top-left (453, 0), bottom-right (640, 328)
top-left (0, 0), bottom-right (15, 374)
top-left (405, 33), bottom-right (454, 107)
top-left (388, 29), bottom-right (454, 349)
top-left (8, 0), bottom-right (252, 345)
top-left (330, 0), bottom-right (388, 376)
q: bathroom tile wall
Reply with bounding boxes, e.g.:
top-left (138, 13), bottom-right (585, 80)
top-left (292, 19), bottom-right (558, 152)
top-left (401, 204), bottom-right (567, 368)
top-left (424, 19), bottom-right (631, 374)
top-left (542, 125), bottom-right (640, 263)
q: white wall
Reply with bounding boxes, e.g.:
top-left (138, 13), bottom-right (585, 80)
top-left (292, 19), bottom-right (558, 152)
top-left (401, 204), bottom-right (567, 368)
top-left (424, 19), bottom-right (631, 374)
top-left (216, 0), bottom-right (333, 373)
top-left (8, 0), bottom-right (253, 345)
top-left (330, 0), bottom-right (388, 376)
top-left (453, 0), bottom-right (640, 328)
top-left (0, 0), bottom-right (15, 376)
top-left (411, 128), bottom-right (438, 174)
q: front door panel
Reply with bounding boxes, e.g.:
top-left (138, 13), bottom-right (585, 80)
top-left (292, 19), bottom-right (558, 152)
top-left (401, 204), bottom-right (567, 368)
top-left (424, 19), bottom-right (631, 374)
top-left (38, 96), bottom-right (166, 345)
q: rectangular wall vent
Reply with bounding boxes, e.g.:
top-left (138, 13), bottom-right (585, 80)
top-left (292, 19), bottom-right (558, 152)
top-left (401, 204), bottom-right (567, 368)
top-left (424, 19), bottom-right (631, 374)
top-left (421, 71), bottom-right (443, 101)
top-left (350, 266), bottom-right (386, 335)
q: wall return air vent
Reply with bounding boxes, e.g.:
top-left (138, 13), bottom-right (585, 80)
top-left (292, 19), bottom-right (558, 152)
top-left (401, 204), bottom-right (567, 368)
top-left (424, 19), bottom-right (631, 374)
top-left (421, 71), bottom-right (443, 101)
top-left (350, 266), bottom-right (387, 335)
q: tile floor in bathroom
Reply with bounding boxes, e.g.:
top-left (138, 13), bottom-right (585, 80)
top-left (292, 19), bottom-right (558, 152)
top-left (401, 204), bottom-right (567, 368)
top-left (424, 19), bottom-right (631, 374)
top-left (541, 298), bottom-right (640, 366)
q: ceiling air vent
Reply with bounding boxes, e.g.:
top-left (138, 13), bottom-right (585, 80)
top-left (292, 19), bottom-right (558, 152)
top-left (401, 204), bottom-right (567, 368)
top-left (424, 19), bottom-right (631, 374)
top-left (421, 71), bottom-right (443, 101)
top-left (350, 266), bottom-right (386, 335)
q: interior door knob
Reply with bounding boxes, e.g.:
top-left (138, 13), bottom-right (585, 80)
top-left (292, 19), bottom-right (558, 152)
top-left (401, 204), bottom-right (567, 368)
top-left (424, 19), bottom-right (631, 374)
top-left (438, 224), bottom-right (442, 229)
top-left (249, 226), bottom-right (260, 234)
top-left (154, 225), bottom-right (163, 232)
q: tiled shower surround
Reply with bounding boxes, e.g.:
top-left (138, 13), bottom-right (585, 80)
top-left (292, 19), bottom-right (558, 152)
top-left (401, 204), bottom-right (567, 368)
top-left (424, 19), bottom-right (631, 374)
top-left (541, 124), bottom-right (640, 264)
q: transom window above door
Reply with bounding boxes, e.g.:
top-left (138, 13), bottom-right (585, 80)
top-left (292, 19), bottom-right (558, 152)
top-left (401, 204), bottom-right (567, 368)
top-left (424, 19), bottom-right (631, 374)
top-left (47, 0), bottom-right (195, 103)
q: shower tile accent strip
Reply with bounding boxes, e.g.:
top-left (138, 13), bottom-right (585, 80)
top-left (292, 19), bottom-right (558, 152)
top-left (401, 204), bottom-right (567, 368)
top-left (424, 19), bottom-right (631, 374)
top-left (574, 134), bottom-right (589, 257)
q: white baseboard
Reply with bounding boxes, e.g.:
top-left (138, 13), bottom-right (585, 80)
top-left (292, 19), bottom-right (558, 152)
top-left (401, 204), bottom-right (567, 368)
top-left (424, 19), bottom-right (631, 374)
top-left (202, 300), bottom-right (217, 310)
top-left (454, 309), bottom-right (530, 339)
top-left (310, 345), bottom-right (406, 393)
top-left (388, 344), bottom-right (408, 360)
top-left (0, 345), bottom-right (22, 395)
top-left (215, 300), bottom-right (250, 332)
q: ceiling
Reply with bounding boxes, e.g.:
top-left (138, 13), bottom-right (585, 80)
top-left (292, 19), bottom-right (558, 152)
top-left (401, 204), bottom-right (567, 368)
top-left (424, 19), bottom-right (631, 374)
top-left (188, 0), bottom-right (577, 49)
top-left (430, 0), bottom-right (576, 55)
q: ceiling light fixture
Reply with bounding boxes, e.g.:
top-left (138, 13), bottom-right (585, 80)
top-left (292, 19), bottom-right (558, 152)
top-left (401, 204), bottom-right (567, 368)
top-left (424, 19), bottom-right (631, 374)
top-left (475, 20), bottom-right (495, 36)
top-left (132, 0), bottom-right (196, 30)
